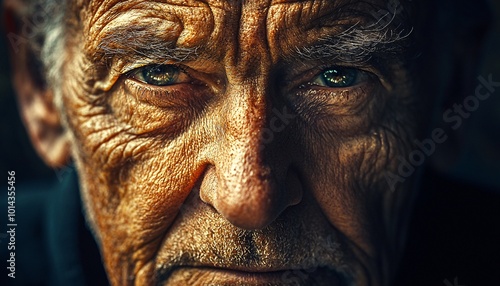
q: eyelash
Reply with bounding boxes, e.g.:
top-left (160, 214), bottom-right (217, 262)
top-left (127, 65), bottom-right (188, 85)
top-left (126, 77), bottom-right (203, 109)
top-left (124, 62), bottom-right (379, 113)
top-left (281, 66), bottom-right (381, 121)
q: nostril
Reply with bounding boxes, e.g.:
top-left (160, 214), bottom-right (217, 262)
top-left (199, 165), bottom-right (217, 206)
top-left (198, 161), bottom-right (302, 230)
top-left (286, 168), bottom-right (303, 207)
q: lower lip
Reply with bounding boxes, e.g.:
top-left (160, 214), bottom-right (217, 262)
top-left (161, 266), bottom-right (342, 285)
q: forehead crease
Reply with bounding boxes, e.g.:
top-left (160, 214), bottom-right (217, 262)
top-left (84, 0), bottom-right (224, 40)
top-left (87, 9), bottom-right (178, 46)
top-left (267, 0), bottom-right (389, 30)
top-left (86, 0), bottom-right (206, 29)
top-left (81, 0), bottom-right (397, 62)
top-left (86, 0), bottom-right (228, 16)
top-left (83, 1), bottom-right (217, 58)
top-left (266, 0), bottom-right (382, 58)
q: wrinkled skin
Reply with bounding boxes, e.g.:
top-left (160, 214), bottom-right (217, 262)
top-left (40, 0), bottom-right (420, 285)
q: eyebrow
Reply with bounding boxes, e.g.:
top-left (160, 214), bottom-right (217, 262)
top-left (294, 22), bottom-right (413, 64)
top-left (91, 9), bottom-right (412, 66)
top-left (91, 25), bottom-right (199, 64)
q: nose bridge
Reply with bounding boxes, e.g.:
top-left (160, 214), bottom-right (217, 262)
top-left (202, 51), bottom-right (306, 229)
top-left (205, 80), bottom-right (284, 229)
top-left (223, 78), bottom-right (267, 141)
top-left (197, 0), bottom-right (303, 230)
top-left (222, 0), bottom-right (273, 164)
top-left (218, 80), bottom-right (271, 204)
top-left (222, 0), bottom-right (272, 145)
top-left (202, 45), bottom-right (289, 232)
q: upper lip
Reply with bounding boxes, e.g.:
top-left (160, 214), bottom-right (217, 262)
top-left (156, 265), bottom-right (346, 286)
top-left (156, 262), bottom-right (341, 283)
top-left (164, 263), bottom-right (309, 273)
top-left (157, 264), bottom-right (290, 284)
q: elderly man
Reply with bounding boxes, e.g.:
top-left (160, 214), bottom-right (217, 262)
top-left (1, 0), bottom-right (496, 285)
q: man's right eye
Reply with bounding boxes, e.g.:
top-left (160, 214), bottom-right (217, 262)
top-left (129, 65), bottom-right (190, 86)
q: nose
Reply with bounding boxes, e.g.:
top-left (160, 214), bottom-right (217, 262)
top-left (199, 84), bottom-right (303, 230)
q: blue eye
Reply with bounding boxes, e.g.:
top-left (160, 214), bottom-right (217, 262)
top-left (313, 67), bottom-right (360, 88)
top-left (133, 65), bottom-right (182, 86)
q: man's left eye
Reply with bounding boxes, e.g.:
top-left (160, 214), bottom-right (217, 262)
top-left (130, 64), bottom-right (189, 86)
top-left (311, 67), bottom-right (366, 88)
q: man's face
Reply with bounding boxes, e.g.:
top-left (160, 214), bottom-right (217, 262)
top-left (60, 0), bottom-right (418, 285)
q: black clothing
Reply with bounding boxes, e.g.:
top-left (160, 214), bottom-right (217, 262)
top-left (1, 170), bottom-right (108, 286)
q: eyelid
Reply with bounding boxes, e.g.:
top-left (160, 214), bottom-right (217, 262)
top-left (284, 66), bottom-right (383, 116)
top-left (126, 64), bottom-right (191, 86)
top-left (123, 68), bottom-right (213, 109)
top-left (121, 59), bottom-right (184, 75)
top-left (91, 60), bottom-right (173, 92)
top-left (283, 64), bottom-right (376, 92)
top-left (290, 79), bottom-right (379, 118)
top-left (308, 68), bottom-right (371, 89)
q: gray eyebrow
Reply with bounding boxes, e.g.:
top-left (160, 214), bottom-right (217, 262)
top-left (92, 16), bottom-right (412, 66)
top-left (92, 25), bottom-right (199, 63)
top-left (294, 22), bottom-right (413, 64)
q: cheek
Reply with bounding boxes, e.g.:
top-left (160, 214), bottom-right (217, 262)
top-left (74, 139), bottom-right (203, 285)
top-left (61, 71), bottom-right (210, 279)
top-left (110, 79), bottom-right (214, 135)
top-left (298, 121), bottom-right (414, 255)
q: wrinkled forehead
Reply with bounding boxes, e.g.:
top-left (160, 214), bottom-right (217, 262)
top-left (82, 0), bottom-right (395, 15)
top-left (79, 0), bottom-right (411, 30)
top-left (74, 0), bottom-right (414, 64)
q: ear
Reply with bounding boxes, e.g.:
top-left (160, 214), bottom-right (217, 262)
top-left (3, 1), bottom-right (70, 168)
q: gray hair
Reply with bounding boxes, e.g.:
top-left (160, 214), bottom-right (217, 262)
top-left (14, 0), bottom-right (68, 96)
top-left (39, 0), bottom-right (67, 94)
top-left (12, 0), bottom-right (71, 113)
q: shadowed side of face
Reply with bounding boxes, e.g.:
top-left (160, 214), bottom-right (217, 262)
top-left (52, 0), bottom-right (419, 285)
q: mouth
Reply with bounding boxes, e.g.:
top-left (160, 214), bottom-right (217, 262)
top-left (157, 266), bottom-right (344, 286)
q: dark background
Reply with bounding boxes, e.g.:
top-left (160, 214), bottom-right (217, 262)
top-left (0, 1), bottom-right (499, 286)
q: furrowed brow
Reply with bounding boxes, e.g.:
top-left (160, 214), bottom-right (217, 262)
top-left (295, 23), bottom-right (413, 64)
top-left (90, 25), bottom-right (199, 64)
